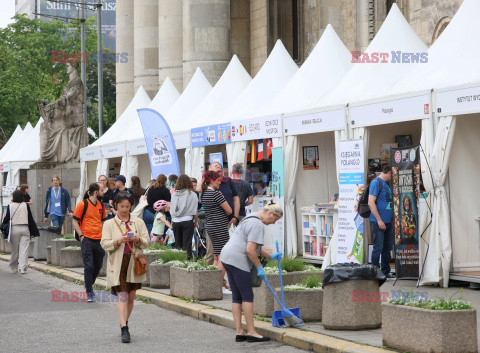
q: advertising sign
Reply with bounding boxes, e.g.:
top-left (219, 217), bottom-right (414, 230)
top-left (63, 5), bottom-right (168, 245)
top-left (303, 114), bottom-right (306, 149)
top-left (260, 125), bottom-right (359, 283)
top-left (391, 145), bottom-right (421, 279)
top-left (284, 108), bottom-right (345, 135)
top-left (270, 147), bottom-right (284, 251)
top-left (336, 140), bottom-right (365, 264)
top-left (230, 115), bottom-right (282, 142)
top-left (209, 152), bottom-right (223, 166)
top-left (191, 123), bottom-right (232, 147)
top-left (137, 108), bottom-right (180, 178)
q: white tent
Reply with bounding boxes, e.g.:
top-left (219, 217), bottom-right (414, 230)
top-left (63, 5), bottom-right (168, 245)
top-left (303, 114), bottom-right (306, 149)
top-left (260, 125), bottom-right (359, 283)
top-left (182, 55), bottom-right (251, 177)
top-left (0, 123), bottom-right (33, 166)
top-left (148, 77), bottom-right (181, 116)
top-left (0, 125), bottom-right (22, 163)
top-left (7, 118), bottom-right (44, 186)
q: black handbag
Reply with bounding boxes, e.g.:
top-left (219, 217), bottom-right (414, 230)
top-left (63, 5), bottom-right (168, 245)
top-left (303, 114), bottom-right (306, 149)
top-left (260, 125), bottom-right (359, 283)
top-left (250, 258), bottom-right (268, 287)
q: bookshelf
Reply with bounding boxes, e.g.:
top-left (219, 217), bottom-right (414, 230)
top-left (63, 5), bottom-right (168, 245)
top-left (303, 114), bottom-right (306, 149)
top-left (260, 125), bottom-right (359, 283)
top-left (302, 209), bottom-right (336, 261)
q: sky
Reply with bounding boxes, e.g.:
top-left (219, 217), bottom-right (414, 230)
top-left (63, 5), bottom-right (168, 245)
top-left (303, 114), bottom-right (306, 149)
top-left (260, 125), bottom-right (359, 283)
top-left (0, 0), bottom-right (16, 28)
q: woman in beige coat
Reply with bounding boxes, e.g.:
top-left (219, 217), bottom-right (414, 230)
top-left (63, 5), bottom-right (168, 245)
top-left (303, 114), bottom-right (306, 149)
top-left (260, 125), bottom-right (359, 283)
top-left (101, 192), bottom-right (149, 343)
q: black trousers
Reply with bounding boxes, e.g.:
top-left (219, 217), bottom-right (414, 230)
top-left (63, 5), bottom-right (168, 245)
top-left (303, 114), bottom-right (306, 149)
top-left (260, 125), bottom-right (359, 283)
top-left (172, 220), bottom-right (194, 259)
top-left (81, 237), bottom-right (105, 293)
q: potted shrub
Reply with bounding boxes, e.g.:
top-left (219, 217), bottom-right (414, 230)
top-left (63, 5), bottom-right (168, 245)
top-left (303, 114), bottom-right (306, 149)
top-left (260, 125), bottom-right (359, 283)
top-left (149, 249), bottom-right (187, 289)
top-left (254, 257), bottom-right (323, 316)
top-left (59, 246), bottom-right (84, 267)
top-left (274, 275), bottom-right (323, 321)
top-left (383, 290), bottom-right (478, 353)
top-left (170, 261), bottom-right (223, 300)
top-left (51, 235), bottom-right (78, 266)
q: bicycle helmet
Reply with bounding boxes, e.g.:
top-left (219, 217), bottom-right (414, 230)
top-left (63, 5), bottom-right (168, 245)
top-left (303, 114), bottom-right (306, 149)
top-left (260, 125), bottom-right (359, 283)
top-left (153, 199), bottom-right (169, 212)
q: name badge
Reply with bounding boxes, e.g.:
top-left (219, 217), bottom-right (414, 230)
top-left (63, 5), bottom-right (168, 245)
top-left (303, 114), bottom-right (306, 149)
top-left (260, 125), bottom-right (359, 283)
top-left (55, 202), bottom-right (61, 207)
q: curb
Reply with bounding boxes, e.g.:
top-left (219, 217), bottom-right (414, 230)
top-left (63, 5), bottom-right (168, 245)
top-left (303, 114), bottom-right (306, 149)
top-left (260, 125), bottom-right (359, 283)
top-left (1, 254), bottom-right (391, 353)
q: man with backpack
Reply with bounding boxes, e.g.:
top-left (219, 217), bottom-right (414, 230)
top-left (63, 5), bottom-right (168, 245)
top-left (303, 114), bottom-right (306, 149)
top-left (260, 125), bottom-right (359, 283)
top-left (367, 165), bottom-right (394, 278)
top-left (73, 182), bottom-right (107, 302)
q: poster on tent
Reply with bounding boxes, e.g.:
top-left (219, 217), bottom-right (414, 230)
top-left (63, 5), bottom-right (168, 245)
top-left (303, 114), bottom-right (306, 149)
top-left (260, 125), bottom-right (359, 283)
top-left (191, 123), bottom-right (232, 147)
top-left (336, 140), bottom-right (365, 264)
top-left (137, 108), bottom-right (180, 178)
top-left (391, 145), bottom-right (420, 279)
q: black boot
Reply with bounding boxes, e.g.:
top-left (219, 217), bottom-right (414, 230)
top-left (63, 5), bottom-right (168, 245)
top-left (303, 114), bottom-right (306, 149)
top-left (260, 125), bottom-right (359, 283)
top-left (120, 321), bottom-right (128, 336)
top-left (121, 326), bottom-right (130, 343)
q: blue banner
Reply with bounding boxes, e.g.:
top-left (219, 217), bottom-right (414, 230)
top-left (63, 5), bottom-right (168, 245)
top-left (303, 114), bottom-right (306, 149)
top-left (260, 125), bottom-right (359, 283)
top-left (209, 153), bottom-right (223, 166)
top-left (137, 108), bottom-right (180, 178)
top-left (191, 123), bottom-right (232, 147)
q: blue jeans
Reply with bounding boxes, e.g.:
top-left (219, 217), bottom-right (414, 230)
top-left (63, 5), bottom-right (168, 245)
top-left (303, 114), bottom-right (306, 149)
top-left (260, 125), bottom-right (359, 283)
top-left (143, 209), bottom-right (155, 235)
top-left (51, 214), bottom-right (66, 228)
top-left (370, 221), bottom-right (393, 275)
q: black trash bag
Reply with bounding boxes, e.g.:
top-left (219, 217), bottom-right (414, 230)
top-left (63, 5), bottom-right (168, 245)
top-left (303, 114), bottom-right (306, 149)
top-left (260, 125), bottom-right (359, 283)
top-left (323, 262), bottom-right (386, 288)
top-left (37, 226), bottom-right (62, 234)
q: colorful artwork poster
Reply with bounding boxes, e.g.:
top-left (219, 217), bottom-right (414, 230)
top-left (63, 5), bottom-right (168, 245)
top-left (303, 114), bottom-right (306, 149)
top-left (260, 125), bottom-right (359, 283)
top-left (191, 123), bottom-right (232, 147)
top-left (391, 145), bottom-right (421, 279)
top-left (270, 147), bottom-right (285, 251)
top-left (336, 140), bottom-right (365, 264)
top-left (302, 146), bottom-right (319, 170)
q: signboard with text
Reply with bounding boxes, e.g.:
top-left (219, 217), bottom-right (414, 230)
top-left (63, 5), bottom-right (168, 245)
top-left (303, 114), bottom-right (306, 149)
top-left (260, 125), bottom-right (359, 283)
top-left (191, 123), bottom-right (232, 147)
top-left (284, 108), bottom-right (345, 135)
top-left (231, 115), bottom-right (282, 142)
top-left (436, 84), bottom-right (480, 117)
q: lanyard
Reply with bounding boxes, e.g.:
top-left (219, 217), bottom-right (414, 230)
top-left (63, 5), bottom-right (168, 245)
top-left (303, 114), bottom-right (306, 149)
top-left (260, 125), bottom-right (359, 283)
top-left (53, 187), bottom-right (61, 201)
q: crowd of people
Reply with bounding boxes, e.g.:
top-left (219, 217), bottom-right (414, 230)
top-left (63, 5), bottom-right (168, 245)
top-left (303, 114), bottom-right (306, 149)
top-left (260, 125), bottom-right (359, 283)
top-left (2, 163), bottom-right (283, 344)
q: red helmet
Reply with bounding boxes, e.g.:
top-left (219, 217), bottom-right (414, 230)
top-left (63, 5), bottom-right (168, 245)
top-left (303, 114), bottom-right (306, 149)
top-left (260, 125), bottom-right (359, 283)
top-left (153, 200), bottom-right (169, 212)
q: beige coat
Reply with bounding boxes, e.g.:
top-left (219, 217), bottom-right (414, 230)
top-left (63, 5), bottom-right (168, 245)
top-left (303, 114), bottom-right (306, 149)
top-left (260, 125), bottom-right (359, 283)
top-left (100, 214), bottom-right (150, 287)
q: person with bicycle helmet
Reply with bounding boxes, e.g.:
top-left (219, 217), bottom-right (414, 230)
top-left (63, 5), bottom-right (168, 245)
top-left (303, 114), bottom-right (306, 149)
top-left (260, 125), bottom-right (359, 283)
top-left (151, 200), bottom-right (172, 244)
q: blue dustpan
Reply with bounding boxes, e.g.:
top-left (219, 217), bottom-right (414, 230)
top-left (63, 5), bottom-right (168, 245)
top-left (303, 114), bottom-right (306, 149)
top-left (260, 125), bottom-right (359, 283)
top-left (272, 307), bottom-right (302, 328)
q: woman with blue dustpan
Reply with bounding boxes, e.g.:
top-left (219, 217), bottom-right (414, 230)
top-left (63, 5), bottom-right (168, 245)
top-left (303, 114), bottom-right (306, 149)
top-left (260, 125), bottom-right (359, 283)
top-left (220, 202), bottom-right (283, 343)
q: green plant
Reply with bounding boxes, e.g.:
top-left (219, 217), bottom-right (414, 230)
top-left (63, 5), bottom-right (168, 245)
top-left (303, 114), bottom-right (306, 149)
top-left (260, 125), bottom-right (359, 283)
top-left (265, 256), bottom-right (306, 272)
top-left (159, 249), bottom-right (187, 263)
top-left (301, 275), bottom-right (322, 288)
top-left (390, 289), bottom-right (472, 310)
top-left (147, 243), bottom-right (168, 250)
top-left (61, 234), bottom-right (74, 240)
top-left (64, 246), bottom-right (81, 250)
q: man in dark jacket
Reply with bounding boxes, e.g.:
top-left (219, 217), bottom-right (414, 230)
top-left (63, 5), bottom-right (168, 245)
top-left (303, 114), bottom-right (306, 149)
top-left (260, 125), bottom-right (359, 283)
top-left (44, 176), bottom-right (73, 229)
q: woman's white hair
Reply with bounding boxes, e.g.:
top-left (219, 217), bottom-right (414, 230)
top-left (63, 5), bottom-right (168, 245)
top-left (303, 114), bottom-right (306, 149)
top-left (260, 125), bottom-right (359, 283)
top-left (262, 202), bottom-right (283, 218)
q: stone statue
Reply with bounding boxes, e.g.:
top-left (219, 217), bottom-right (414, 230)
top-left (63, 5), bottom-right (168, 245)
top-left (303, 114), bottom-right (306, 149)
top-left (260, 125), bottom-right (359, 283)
top-left (37, 62), bottom-right (88, 163)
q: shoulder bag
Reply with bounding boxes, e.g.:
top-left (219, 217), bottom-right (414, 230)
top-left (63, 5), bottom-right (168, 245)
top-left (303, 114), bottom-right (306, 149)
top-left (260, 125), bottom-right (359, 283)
top-left (114, 219), bottom-right (149, 275)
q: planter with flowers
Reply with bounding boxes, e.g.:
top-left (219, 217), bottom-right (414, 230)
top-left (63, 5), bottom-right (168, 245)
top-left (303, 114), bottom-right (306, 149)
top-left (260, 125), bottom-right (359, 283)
top-left (59, 246), bottom-right (83, 267)
top-left (51, 236), bottom-right (78, 266)
top-left (170, 261), bottom-right (223, 300)
top-left (149, 250), bottom-right (188, 288)
top-left (382, 290), bottom-right (478, 353)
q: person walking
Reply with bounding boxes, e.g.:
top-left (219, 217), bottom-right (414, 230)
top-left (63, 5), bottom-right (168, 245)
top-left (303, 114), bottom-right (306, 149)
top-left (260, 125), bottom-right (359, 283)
top-left (3, 190), bottom-right (39, 274)
top-left (128, 176), bottom-right (145, 208)
top-left (20, 184), bottom-right (33, 206)
top-left (231, 163), bottom-right (254, 220)
top-left (98, 175), bottom-right (114, 205)
top-left (170, 175), bottom-right (198, 259)
top-left (220, 202), bottom-right (283, 343)
top-left (100, 192), bottom-right (150, 343)
top-left (200, 170), bottom-right (233, 293)
top-left (198, 162), bottom-right (240, 266)
top-left (368, 164), bottom-right (394, 278)
top-left (144, 174), bottom-right (171, 234)
top-left (72, 182), bottom-right (107, 302)
top-left (44, 176), bottom-right (73, 229)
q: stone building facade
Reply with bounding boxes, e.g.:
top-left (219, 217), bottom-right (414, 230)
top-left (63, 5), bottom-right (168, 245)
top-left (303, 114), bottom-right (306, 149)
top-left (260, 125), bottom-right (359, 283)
top-left (116, 0), bottom-right (463, 118)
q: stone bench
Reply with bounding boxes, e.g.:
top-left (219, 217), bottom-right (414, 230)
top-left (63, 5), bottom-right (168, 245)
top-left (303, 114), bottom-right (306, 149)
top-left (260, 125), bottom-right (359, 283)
top-left (59, 247), bottom-right (84, 268)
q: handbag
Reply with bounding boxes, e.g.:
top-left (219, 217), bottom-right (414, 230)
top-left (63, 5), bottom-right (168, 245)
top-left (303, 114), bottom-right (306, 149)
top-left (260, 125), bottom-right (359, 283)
top-left (1, 204), bottom-right (20, 239)
top-left (114, 219), bottom-right (149, 275)
top-left (251, 258), bottom-right (267, 287)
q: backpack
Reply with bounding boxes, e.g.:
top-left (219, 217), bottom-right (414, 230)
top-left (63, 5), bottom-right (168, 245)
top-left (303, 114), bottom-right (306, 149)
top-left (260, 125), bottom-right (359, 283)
top-left (358, 177), bottom-right (383, 219)
top-left (74, 199), bottom-right (105, 241)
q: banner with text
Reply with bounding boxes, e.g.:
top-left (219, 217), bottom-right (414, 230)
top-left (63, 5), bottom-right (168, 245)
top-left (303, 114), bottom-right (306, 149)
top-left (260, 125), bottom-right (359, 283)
top-left (337, 140), bottom-right (365, 264)
top-left (137, 108), bottom-right (180, 178)
top-left (231, 115), bottom-right (282, 142)
top-left (191, 123), bottom-right (232, 147)
top-left (391, 145), bottom-right (420, 279)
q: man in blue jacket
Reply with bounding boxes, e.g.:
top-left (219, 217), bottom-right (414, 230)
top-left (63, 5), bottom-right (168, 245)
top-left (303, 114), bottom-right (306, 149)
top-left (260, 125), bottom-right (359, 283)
top-left (44, 175), bottom-right (73, 228)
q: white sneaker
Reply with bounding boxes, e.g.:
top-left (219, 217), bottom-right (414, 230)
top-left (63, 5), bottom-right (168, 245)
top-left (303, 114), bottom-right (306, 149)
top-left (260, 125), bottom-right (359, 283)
top-left (222, 287), bottom-right (232, 295)
top-left (19, 269), bottom-right (26, 274)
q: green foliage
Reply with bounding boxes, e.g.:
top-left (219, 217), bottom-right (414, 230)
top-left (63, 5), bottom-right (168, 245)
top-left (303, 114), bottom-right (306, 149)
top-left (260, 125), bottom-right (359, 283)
top-left (0, 14), bottom-right (115, 146)
top-left (265, 256), bottom-right (306, 272)
top-left (159, 249), bottom-right (187, 263)
top-left (301, 275), bottom-right (322, 288)
top-left (390, 288), bottom-right (472, 310)
top-left (147, 242), bottom-right (168, 251)
top-left (64, 246), bottom-right (80, 250)
top-left (61, 234), bottom-right (74, 239)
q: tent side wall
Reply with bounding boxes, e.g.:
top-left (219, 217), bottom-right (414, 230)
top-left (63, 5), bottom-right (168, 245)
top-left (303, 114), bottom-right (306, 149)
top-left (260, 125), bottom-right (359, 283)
top-left (137, 154), bottom-right (152, 186)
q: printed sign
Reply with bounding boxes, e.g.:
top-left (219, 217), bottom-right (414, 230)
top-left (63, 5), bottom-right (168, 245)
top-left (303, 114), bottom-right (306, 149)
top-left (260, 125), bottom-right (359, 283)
top-left (0, 163), bottom-right (9, 173)
top-left (80, 147), bottom-right (101, 161)
top-left (137, 108), bottom-right (180, 178)
top-left (101, 143), bottom-right (125, 158)
top-left (2, 186), bottom-right (16, 197)
top-left (436, 84), bottom-right (480, 117)
top-left (336, 140), bottom-right (365, 264)
top-left (284, 108), bottom-right (345, 135)
top-left (391, 145), bottom-right (421, 279)
top-left (191, 123), bottom-right (232, 147)
top-left (209, 153), bottom-right (223, 166)
top-left (231, 115), bottom-right (282, 142)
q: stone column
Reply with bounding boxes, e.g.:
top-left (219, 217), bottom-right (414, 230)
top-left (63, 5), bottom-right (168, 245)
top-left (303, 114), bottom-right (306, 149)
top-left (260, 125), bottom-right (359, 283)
top-left (355, 0), bottom-right (373, 52)
top-left (183, 0), bottom-right (231, 88)
top-left (231, 0), bottom-right (250, 73)
top-left (134, 0), bottom-right (160, 99)
top-left (249, 0), bottom-right (268, 77)
top-left (115, 0), bottom-right (135, 118)
top-left (158, 0), bottom-right (184, 92)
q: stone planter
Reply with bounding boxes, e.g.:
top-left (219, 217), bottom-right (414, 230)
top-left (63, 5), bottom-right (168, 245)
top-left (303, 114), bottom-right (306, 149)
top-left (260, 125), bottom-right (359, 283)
top-left (382, 303), bottom-right (478, 353)
top-left (28, 239), bottom-right (35, 258)
top-left (46, 246), bottom-right (52, 264)
top-left (322, 279), bottom-right (382, 330)
top-left (170, 266), bottom-right (222, 300)
top-left (51, 239), bottom-right (78, 266)
top-left (254, 271), bottom-right (322, 316)
top-left (59, 248), bottom-right (84, 268)
top-left (143, 251), bottom-right (164, 286)
top-left (0, 236), bottom-right (5, 252)
top-left (33, 229), bottom-right (61, 260)
top-left (149, 263), bottom-right (173, 289)
top-left (98, 254), bottom-right (108, 277)
top-left (274, 288), bottom-right (323, 321)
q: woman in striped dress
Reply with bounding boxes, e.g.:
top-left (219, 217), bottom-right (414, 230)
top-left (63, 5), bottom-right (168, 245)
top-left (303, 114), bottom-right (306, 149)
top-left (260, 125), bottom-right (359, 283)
top-left (201, 171), bottom-right (233, 283)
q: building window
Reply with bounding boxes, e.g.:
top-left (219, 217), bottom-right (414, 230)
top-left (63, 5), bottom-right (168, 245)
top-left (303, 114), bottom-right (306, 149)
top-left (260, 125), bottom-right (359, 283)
top-left (268, 0), bottom-right (302, 62)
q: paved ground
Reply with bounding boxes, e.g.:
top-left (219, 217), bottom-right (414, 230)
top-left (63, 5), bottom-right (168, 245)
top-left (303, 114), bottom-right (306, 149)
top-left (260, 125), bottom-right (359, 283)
top-left (0, 261), bottom-right (303, 353)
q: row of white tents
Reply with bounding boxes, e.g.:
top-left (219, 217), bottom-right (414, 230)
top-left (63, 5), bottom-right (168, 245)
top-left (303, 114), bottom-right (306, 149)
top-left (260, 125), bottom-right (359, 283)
top-left (2, 0), bottom-right (480, 286)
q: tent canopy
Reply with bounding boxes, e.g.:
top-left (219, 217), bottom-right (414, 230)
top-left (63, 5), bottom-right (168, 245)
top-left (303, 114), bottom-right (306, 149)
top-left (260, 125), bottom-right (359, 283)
top-left (313, 4), bottom-right (427, 108)
top-left (222, 40), bottom-right (298, 123)
top-left (183, 55), bottom-right (252, 130)
top-left (257, 24), bottom-right (352, 117)
top-left (0, 125), bottom-right (22, 162)
top-left (0, 122), bottom-right (33, 164)
top-left (8, 118), bottom-right (43, 164)
top-left (167, 67), bottom-right (212, 133)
